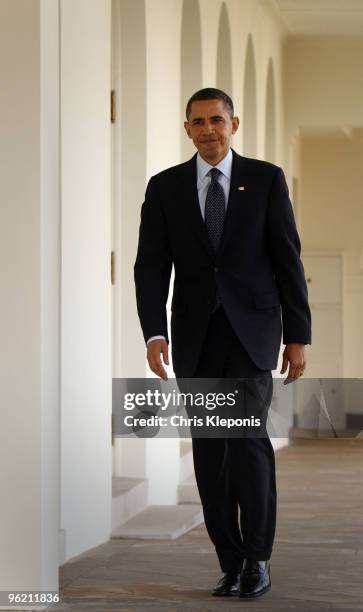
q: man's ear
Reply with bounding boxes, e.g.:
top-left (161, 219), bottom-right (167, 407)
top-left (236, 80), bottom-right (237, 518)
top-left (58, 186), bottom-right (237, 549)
top-left (231, 116), bottom-right (240, 135)
top-left (184, 121), bottom-right (192, 139)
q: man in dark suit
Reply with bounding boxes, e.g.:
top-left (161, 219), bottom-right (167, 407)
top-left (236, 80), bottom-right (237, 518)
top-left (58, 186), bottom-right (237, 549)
top-left (134, 88), bottom-right (311, 599)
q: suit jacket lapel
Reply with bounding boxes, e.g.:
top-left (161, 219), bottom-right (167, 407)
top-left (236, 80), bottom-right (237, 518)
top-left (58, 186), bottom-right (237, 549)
top-left (181, 153), bottom-right (215, 260)
top-left (217, 149), bottom-right (246, 255)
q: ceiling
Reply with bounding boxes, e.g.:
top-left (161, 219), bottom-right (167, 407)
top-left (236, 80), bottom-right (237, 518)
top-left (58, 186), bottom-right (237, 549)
top-left (266, 0), bottom-right (363, 36)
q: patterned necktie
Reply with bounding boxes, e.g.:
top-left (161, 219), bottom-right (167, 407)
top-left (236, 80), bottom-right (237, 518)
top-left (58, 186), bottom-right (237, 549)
top-left (204, 167), bottom-right (225, 251)
top-left (204, 167), bottom-right (225, 311)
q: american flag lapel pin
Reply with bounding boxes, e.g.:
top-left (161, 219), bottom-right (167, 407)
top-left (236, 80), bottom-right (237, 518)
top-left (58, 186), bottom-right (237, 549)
top-left (238, 186), bottom-right (245, 191)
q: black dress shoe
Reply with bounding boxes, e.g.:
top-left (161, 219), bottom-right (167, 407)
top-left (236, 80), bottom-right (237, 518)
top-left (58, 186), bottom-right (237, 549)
top-left (212, 572), bottom-right (240, 596)
top-left (239, 560), bottom-right (271, 598)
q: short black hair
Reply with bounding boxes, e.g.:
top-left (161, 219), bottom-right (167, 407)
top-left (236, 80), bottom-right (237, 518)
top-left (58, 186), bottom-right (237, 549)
top-left (186, 87), bottom-right (234, 119)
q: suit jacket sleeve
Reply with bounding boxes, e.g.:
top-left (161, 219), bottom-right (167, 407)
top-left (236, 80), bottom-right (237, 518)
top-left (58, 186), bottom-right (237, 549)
top-left (134, 176), bottom-right (173, 344)
top-left (267, 167), bottom-right (312, 345)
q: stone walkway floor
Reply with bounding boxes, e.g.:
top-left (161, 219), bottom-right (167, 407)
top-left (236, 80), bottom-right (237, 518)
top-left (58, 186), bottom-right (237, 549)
top-left (53, 440), bottom-right (363, 611)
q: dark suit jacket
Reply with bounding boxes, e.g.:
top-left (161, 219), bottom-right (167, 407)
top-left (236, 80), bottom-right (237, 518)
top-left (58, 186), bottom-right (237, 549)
top-left (134, 149), bottom-right (311, 377)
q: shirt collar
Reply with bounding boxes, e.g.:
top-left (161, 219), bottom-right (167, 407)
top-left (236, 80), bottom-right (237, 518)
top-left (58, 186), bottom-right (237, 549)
top-left (197, 148), bottom-right (233, 182)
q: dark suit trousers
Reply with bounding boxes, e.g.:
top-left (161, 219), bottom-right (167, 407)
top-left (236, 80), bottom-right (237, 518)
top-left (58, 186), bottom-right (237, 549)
top-left (191, 306), bottom-right (277, 572)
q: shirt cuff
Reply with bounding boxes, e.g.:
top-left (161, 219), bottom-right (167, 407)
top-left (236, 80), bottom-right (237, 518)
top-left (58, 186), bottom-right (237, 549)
top-left (146, 335), bottom-right (167, 345)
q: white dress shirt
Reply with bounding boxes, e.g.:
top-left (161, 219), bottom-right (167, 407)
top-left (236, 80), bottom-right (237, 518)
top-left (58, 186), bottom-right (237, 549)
top-left (147, 148), bottom-right (233, 345)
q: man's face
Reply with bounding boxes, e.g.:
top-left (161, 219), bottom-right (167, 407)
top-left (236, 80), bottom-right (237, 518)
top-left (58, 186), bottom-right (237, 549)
top-left (184, 99), bottom-right (239, 164)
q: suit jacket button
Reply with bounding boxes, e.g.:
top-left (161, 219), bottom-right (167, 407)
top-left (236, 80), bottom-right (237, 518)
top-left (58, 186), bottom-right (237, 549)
top-left (214, 267), bottom-right (219, 272)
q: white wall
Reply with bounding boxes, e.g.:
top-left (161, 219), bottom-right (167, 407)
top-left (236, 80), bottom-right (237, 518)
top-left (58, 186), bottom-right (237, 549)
top-left (60, 0), bottom-right (112, 561)
top-left (285, 37), bottom-right (363, 128)
top-left (284, 36), bottom-right (363, 174)
top-left (0, 0), bottom-right (60, 593)
top-left (285, 37), bottom-right (363, 381)
top-left (300, 132), bottom-right (363, 378)
top-left (40, 0), bottom-right (61, 588)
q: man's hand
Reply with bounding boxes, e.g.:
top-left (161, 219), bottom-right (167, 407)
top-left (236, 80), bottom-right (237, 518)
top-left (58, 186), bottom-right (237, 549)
top-left (280, 343), bottom-right (306, 384)
top-left (147, 339), bottom-right (169, 380)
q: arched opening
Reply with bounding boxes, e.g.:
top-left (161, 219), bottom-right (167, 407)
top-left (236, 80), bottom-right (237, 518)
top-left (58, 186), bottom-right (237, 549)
top-left (265, 58), bottom-right (276, 162)
top-left (180, 0), bottom-right (202, 160)
top-left (243, 34), bottom-right (257, 157)
top-left (216, 2), bottom-right (233, 97)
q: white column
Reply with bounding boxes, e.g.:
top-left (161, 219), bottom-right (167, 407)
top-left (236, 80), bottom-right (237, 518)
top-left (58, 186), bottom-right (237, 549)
top-left (0, 0), bottom-right (60, 595)
top-left (144, 0), bottom-right (183, 504)
top-left (111, 0), bottom-right (149, 480)
top-left (60, 0), bottom-right (112, 561)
